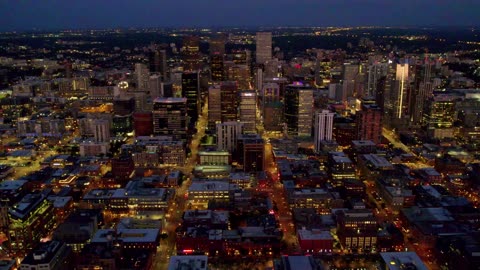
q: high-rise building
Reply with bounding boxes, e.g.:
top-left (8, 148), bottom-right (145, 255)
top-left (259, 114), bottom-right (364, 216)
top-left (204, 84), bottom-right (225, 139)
top-left (263, 101), bottom-right (283, 132)
top-left (183, 36), bottom-right (201, 71)
top-left (356, 104), bottom-right (383, 144)
top-left (8, 193), bottom-right (55, 257)
top-left (410, 60), bottom-right (434, 126)
top-left (424, 93), bottom-right (458, 139)
top-left (93, 119), bottom-right (111, 143)
top-left (236, 134), bottom-right (264, 172)
top-left (209, 34), bottom-right (226, 56)
top-left (133, 112), bottom-right (153, 137)
top-left (256, 32), bottom-right (272, 64)
top-left (393, 63), bottom-right (410, 120)
top-left (239, 90), bottom-right (257, 133)
top-left (366, 62), bottom-right (389, 98)
top-left (148, 74), bottom-right (162, 98)
top-left (314, 110), bottom-right (334, 153)
top-left (152, 97), bottom-right (188, 141)
top-left (211, 53), bottom-right (224, 81)
top-left (208, 84), bottom-right (221, 131)
top-left (220, 81), bottom-right (238, 122)
top-left (113, 96), bottom-right (135, 136)
top-left (260, 82), bottom-right (282, 132)
top-left (181, 71), bottom-right (200, 127)
top-left (284, 83), bottom-right (314, 137)
top-left (216, 121), bottom-right (244, 153)
top-left (135, 63), bottom-right (150, 91)
top-left (225, 64), bottom-right (250, 90)
top-left (341, 63), bottom-right (359, 100)
top-left (148, 48), bottom-right (167, 80)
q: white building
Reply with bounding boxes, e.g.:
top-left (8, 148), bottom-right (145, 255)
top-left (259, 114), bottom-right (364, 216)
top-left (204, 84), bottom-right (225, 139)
top-left (216, 121), bottom-right (244, 153)
top-left (93, 119), bottom-right (110, 143)
top-left (314, 110), bottom-right (334, 153)
top-left (239, 90), bottom-right (257, 133)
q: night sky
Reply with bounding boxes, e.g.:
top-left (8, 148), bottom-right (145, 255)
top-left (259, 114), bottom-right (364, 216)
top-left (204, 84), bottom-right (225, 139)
top-left (0, 0), bottom-right (478, 31)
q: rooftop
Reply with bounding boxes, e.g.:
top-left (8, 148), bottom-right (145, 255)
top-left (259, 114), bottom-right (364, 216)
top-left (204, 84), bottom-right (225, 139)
top-left (20, 241), bottom-right (66, 266)
top-left (0, 180), bottom-right (28, 191)
top-left (297, 229), bottom-right (334, 240)
top-left (167, 255), bottom-right (208, 270)
top-left (380, 252), bottom-right (428, 270)
top-left (92, 228), bottom-right (159, 243)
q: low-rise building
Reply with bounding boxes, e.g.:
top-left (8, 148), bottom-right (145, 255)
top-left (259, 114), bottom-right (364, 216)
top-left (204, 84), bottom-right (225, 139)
top-left (19, 241), bottom-right (72, 270)
top-left (297, 229), bottom-right (334, 254)
top-left (168, 255), bottom-right (208, 270)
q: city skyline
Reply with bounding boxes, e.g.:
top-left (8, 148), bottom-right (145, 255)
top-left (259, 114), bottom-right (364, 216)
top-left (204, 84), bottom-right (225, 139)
top-left (0, 0), bottom-right (479, 31)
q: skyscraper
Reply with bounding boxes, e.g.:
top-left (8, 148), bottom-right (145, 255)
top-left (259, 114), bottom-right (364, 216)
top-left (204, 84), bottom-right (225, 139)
top-left (216, 121), bottom-right (244, 153)
top-left (93, 119), bottom-right (111, 143)
top-left (135, 63), bottom-right (150, 91)
top-left (152, 97), bottom-right (187, 141)
top-left (261, 82), bottom-right (283, 132)
top-left (356, 104), bottom-right (382, 144)
top-left (220, 81), bottom-right (238, 122)
top-left (393, 63), bottom-right (410, 120)
top-left (209, 34), bottom-right (226, 56)
top-left (256, 32), bottom-right (272, 64)
top-left (148, 48), bottom-right (167, 80)
top-left (284, 83), bottom-right (314, 137)
top-left (225, 64), bottom-right (250, 90)
top-left (366, 62), bottom-right (389, 97)
top-left (341, 63), bottom-right (359, 100)
top-left (238, 90), bottom-right (257, 133)
top-left (183, 36), bottom-right (201, 71)
top-left (208, 84), bottom-right (221, 131)
top-left (314, 110), bottom-right (334, 153)
top-left (181, 71), bottom-right (200, 128)
top-left (211, 53), bottom-right (224, 81)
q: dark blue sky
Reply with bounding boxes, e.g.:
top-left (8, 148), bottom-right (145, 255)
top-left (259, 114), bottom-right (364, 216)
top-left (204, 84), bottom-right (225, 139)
top-left (0, 0), bottom-right (478, 31)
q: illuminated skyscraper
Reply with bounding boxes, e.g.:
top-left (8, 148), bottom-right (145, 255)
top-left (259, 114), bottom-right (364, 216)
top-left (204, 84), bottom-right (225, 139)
top-left (314, 110), bottom-right (334, 152)
top-left (211, 53), bottom-right (224, 81)
top-left (393, 63), bottom-right (410, 120)
top-left (256, 32), bottom-right (272, 64)
top-left (226, 64), bottom-right (250, 90)
top-left (366, 62), bottom-right (389, 97)
top-left (220, 81), bottom-right (238, 122)
top-left (209, 34), bottom-right (226, 56)
top-left (356, 104), bottom-right (383, 144)
top-left (152, 97), bottom-right (187, 141)
top-left (181, 71), bottom-right (200, 127)
top-left (183, 36), bottom-right (201, 71)
top-left (208, 84), bottom-right (221, 130)
top-left (148, 48), bottom-right (167, 80)
top-left (424, 93), bottom-right (457, 139)
top-left (210, 35), bottom-right (226, 82)
top-left (284, 83), bottom-right (314, 137)
top-left (135, 63), bottom-right (150, 91)
top-left (239, 90), bottom-right (257, 133)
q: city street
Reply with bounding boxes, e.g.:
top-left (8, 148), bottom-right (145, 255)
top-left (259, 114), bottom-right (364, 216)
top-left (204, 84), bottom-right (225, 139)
top-left (152, 100), bottom-right (209, 270)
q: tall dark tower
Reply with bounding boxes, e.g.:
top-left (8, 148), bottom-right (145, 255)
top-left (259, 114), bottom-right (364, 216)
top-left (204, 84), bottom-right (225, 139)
top-left (356, 103), bottom-right (383, 144)
top-left (148, 48), bottom-right (167, 81)
top-left (210, 35), bottom-right (226, 82)
top-left (181, 71), bottom-right (200, 128)
top-left (211, 53), bottom-right (224, 81)
top-left (183, 36), bottom-right (201, 71)
top-left (209, 34), bottom-right (226, 56)
top-left (152, 97), bottom-right (188, 141)
top-left (220, 81), bottom-right (238, 122)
